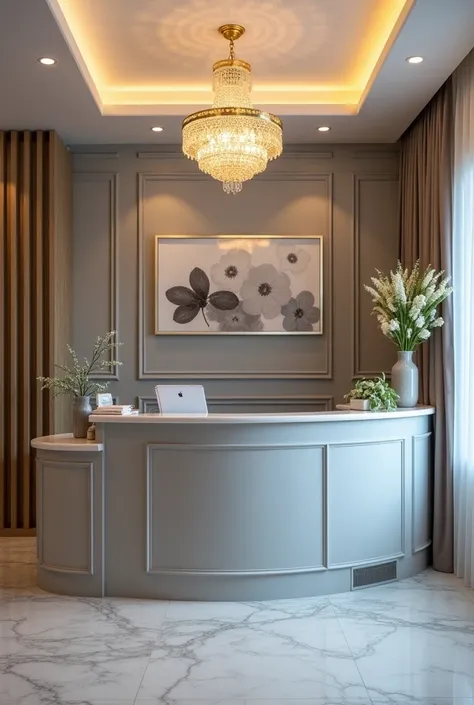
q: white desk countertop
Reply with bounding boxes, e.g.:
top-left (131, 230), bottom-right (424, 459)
top-left (31, 433), bottom-right (103, 452)
top-left (30, 408), bottom-right (435, 450)
top-left (89, 406), bottom-right (434, 424)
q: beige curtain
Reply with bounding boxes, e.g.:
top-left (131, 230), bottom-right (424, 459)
top-left (400, 81), bottom-right (454, 572)
top-left (0, 131), bottom-right (72, 535)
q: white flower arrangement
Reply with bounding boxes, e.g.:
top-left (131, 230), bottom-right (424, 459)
top-left (365, 261), bottom-right (453, 351)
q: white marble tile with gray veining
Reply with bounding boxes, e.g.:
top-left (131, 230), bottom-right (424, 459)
top-left (336, 605), bottom-right (474, 699)
top-left (137, 598), bottom-right (369, 701)
top-left (330, 571), bottom-right (474, 625)
top-left (331, 569), bottom-right (474, 699)
top-left (3, 539), bottom-right (474, 704)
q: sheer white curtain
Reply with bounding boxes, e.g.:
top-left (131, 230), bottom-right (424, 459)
top-left (453, 50), bottom-right (474, 587)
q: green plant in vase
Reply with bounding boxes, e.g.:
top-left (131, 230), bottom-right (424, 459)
top-left (38, 331), bottom-right (122, 438)
top-left (345, 374), bottom-right (399, 412)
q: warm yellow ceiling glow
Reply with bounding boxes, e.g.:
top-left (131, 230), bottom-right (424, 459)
top-left (46, 0), bottom-right (416, 116)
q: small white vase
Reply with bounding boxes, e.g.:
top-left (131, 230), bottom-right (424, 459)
top-left (391, 351), bottom-right (418, 408)
top-left (349, 399), bottom-right (371, 411)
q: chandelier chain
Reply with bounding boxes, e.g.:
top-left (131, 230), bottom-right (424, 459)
top-left (229, 38), bottom-right (235, 60)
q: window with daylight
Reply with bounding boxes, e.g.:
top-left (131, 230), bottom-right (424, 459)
top-left (452, 49), bottom-right (474, 587)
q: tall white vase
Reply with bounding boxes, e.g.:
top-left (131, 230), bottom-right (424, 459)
top-left (391, 351), bottom-right (418, 408)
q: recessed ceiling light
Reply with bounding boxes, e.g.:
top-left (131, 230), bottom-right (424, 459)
top-left (151, 126), bottom-right (164, 132)
top-left (38, 57), bottom-right (56, 65)
top-left (406, 56), bottom-right (424, 64)
top-left (318, 126), bottom-right (330, 132)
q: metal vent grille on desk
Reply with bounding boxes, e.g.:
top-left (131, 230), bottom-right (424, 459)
top-left (352, 560), bottom-right (398, 589)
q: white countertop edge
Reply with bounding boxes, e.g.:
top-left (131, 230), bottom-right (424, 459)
top-left (89, 406), bottom-right (434, 424)
top-left (31, 433), bottom-right (103, 452)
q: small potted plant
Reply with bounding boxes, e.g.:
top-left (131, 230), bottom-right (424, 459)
top-left (38, 331), bottom-right (122, 438)
top-left (344, 374), bottom-right (399, 412)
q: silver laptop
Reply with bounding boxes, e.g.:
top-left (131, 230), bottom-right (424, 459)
top-left (154, 385), bottom-right (208, 415)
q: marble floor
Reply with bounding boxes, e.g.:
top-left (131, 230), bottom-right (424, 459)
top-left (1, 539), bottom-right (474, 705)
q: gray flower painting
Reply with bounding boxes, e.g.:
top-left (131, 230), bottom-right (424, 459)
top-left (281, 291), bottom-right (321, 331)
top-left (240, 264), bottom-right (292, 319)
top-left (165, 267), bottom-right (238, 327)
top-left (156, 236), bottom-right (322, 334)
top-left (210, 249), bottom-right (251, 293)
top-left (207, 302), bottom-right (264, 332)
top-left (278, 244), bottom-right (311, 274)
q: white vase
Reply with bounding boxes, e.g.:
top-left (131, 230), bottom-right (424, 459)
top-left (349, 399), bottom-right (371, 411)
top-left (391, 351), bottom-right (418, 408)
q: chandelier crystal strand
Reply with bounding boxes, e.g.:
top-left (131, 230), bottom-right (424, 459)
top-left (182, 24), bottom-right (283, 194)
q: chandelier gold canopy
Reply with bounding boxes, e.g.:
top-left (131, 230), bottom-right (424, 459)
top-left (182, 24), bottom-right (283, 195)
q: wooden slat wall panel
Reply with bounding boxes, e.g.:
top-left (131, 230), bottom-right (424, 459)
top-left (0, 130), bottom-right (71, 534)
top-left (0, 133), bottom-right (5, 530)
top-left (50, 134), bottom-right (73, 434)
top-left (6, 132), bottom-right (19, 530)
top-left (33, 134), bottom-right (45, 466)
top-left (20, 132), bottom-right (31, 528)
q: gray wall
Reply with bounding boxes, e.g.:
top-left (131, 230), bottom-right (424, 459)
top-left (72, 145), bottom-right (400, 410)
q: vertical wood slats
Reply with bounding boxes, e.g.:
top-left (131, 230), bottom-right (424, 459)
top-left (6, 132), bottom-right (19, 530)
top-left (33, 134), bottom-right (44, 464)
top-left (0, 131), bottom-right (52, 533)
top-left (20, 132), bottom-right (31, 528)
top-left (0, 133), bottom-right (5, 531)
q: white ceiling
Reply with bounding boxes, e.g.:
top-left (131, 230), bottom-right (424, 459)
top-left (1, 0), bottom-right (474, 145)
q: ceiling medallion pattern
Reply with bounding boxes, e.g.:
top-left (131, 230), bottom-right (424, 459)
top-left (182, 24), bottom-right (283, 194)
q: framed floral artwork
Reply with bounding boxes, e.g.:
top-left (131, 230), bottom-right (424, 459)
top-left (154, 235), bottom-right (323, 335)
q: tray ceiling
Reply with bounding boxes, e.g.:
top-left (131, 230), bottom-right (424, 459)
top-left (48, 0), bottom-right (412, 115)
top-left (1, 0), bottom-right (474, 143)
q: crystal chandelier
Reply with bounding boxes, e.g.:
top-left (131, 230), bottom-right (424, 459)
top-left (182, 24), bottom-right (283, 195)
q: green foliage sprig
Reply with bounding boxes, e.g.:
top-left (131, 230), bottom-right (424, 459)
top-left (344, 374), bottom-right (399, 412)
top-left (38, 331), bottom-right (122, 398)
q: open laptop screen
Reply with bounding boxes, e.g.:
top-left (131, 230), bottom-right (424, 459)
top-left (154, 385), bottom-right (208, 414)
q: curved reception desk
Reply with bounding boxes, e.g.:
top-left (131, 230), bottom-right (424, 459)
top-left (32, 407), bottom-right (434, 601)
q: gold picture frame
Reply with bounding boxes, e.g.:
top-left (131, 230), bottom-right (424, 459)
top-left (154, 235), bottom-right (323, 335)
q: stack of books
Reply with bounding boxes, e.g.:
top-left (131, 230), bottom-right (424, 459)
top-left (91, 405), bottom-right (137, 416)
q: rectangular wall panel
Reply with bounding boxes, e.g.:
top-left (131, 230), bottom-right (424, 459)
top-left (147, 444), bottom-right (325, 573)
top-left (138, 395), bottom-right (333, 414)
top-left (139, 175), bottom-right (332, 379)
top-left (353, 174), bottom-right (399, 376)
top-left (73, 173), bottom-right (118, 379)
top-left (38, 460), bottom-right (93, 573)
top-left (327, 439), bottom-right (404, 567)
top-left (412, 432), bottom-right (433, 553)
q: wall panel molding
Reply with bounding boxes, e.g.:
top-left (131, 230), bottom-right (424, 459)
top-left (352, 173), bottom-right (399, 378)
top-left (353, 150), bottom-right (400, 160)
top-left (74, 172), bottom-right (120, 379)
top-left (138, 172), bottom-right (333, 380)
top-left (145, 441), bottom-right (326, 576)
top-left (37, 459), bottom-right (94, 575)
top-left (326, 438), bottom-right (405, 569)
top-left (412, 431), bottom-right (433, 555)
top-left (137, 149), bottom-right (334, 161)
top-left (138, 395), bottom-right (334, 414)
top-left (72, 152), bottom-right (119, 160)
